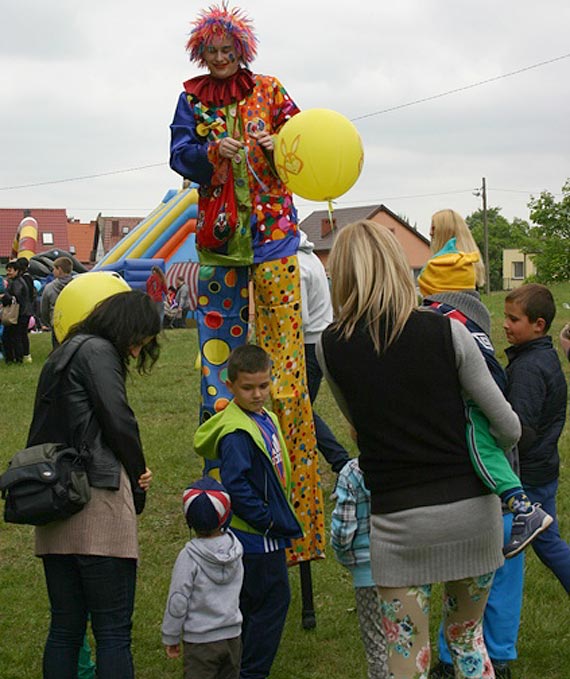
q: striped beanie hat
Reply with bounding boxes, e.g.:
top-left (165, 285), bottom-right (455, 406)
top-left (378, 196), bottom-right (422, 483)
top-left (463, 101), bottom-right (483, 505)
top-left (182, 476), bottom-right (232, 533)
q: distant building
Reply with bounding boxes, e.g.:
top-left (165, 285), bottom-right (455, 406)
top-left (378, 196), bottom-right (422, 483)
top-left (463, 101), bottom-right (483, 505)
top-left (502, 249), bottom-right (536, 290)
top-left (299, 204), bottom-right (431, 279)
top-left (92, 214), bottom-right (144, 262)
top-left (67, 218), bottom-right (97, 268)
top-left (0, 208), bottom-right (69, 262)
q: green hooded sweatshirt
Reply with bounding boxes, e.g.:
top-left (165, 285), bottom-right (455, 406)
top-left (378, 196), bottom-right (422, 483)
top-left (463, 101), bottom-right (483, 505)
top-left (194, 400), bottom-right (301, 537)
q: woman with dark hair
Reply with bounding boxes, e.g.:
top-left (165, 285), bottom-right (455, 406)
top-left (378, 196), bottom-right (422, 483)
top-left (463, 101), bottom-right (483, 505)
top-left (27, 290), bottom-right (161, 679)
top-left (318, 221), bottom-right (521, 679)
top-left (16, 256), bottom-right (37, 360)
top-left (2, 259), bottom-right (33, 363)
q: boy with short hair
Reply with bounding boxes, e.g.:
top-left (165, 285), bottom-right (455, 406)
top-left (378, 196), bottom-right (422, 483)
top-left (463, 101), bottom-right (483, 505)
top-left (41, 256), bottom-right (74, 348)
top-left (504, 284), bottom-right (569, 590)
top-left (162, 476), bottom-right (244, 679)
top-left (194, 344), bottom-right (303, 679)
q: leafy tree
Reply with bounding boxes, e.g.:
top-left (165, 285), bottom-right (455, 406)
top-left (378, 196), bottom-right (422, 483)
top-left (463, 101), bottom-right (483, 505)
top-left (466, 208), bottom-right (532, 291)
top-left (527, 180), bottom-right (570, 283)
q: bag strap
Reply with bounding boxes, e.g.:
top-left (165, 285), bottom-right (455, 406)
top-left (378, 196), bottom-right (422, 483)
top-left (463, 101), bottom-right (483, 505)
top-left (39, 335), bottom-right (97, 401)
top-left (34, 336), bottom-right (99, 455)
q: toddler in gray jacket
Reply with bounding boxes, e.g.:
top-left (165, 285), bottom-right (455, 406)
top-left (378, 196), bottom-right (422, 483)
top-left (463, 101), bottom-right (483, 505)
top-left (162, 476), bottom-right (244, 679)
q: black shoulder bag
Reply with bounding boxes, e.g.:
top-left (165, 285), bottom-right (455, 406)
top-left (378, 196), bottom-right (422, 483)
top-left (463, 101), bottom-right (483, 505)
top-left (0, 442), bottom-right (91, 525)
top-left (0, 337), bottom-right (94, 525)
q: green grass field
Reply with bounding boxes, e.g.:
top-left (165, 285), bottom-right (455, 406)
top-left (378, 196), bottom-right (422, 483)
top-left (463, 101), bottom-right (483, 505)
top-left (0, 283), bottom-right (569, 678)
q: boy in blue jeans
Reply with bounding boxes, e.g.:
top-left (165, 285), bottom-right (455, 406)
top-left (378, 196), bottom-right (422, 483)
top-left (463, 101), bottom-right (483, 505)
top-left (503, 284), bottom-right (569, 591)
top-left (194, 345), bottom-right (303, 679)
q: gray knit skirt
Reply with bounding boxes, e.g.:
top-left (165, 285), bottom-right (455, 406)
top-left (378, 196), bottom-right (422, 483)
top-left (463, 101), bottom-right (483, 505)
top-left (370, 494), bottom-right (503, 587)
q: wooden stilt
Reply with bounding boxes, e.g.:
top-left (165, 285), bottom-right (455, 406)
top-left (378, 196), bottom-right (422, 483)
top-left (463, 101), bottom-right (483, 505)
top-left (299, 561), bottom-right (316, 629)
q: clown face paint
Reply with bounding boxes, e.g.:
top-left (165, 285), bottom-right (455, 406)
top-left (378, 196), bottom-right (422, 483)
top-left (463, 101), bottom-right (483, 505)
top-left (203, 36), bottom-right (239, 79)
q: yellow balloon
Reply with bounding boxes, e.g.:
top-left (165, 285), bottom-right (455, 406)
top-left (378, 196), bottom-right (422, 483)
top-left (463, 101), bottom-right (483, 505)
top-left (274, 109), bottom-right (364, 201)
top-left (194, 352), bottom-right (202, 371)
top-left (53, 272), bottom-right (131, 343)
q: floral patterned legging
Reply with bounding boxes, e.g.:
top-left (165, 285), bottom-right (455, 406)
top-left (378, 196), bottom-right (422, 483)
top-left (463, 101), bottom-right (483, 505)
top-left (377, 573), bottom-right (495, 679)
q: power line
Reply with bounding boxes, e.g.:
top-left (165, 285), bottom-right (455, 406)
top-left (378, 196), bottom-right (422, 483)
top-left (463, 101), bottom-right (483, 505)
top-left (0, 53), bottom-right (568, 192)
top-left (350, 53), bottom-right (570, 121)
top-left (67, 207), bottom-right (155, 212)
top-left (0, 163), bottom-right (167, 192)
top-left (65, 192), bottom-right (471, 213)
top-left (24, 186), bottom-right (565, 214)
top-left (492, 187), bottom-right (562, 196)
top-left (346, 188), bottom-right (476, 203)
top-left (297, 186), bottom-right (563, 210)
top-left (295, 189), bottom-right (474, 208)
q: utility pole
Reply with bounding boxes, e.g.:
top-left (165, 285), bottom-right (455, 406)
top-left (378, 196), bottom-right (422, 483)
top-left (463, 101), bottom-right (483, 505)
top-left (481, 177), bottom-right (490, 293)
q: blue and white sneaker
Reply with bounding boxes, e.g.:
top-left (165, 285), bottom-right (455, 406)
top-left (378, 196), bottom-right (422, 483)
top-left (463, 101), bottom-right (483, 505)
top-left (503, 503), bottom-right (553, 559)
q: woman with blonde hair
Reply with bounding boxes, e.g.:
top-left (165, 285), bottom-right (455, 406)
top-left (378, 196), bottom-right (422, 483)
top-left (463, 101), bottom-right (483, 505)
top-left (430, 209), bottom-right (485, 288)
top-left (318, 220), bottom-right (521, 679)
top-left (420, 210), bottom-right (543, 678)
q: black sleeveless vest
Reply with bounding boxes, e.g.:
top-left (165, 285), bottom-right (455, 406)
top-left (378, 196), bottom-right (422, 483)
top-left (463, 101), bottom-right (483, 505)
top-left (322, 310), bottom-right (489, 513)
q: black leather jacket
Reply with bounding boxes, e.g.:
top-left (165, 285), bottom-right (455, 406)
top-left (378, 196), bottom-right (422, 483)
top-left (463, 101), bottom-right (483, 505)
top-left (27, 334), bottom-right (147, 513)
top-left (4, 275), bottom-right (33, 316)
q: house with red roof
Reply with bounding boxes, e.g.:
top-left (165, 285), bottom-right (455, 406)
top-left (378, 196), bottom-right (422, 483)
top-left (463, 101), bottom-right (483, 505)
top-left (299, 204), bottom-right (431, 278)
top-left (0, 208), bottom-right (69, 262)
top-left (1, 208), bottom-right (146, 270)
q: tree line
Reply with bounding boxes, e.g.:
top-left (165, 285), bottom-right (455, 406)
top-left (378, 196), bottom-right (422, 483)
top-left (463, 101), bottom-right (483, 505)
top-left (466, 179), bottom-right (570, 291)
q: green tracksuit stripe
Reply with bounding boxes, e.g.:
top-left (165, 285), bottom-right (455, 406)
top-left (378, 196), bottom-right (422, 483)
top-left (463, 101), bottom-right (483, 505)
top-left (464, 402), bottom-right (521, 497)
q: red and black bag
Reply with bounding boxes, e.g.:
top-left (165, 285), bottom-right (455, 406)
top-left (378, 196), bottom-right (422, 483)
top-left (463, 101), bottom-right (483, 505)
top-left (196, 163), bottom-right (239, 250)
top-left (196, 108), bottom-right (242, 251)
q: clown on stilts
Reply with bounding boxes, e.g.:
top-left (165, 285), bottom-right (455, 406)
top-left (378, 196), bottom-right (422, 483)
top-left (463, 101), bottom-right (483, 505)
top-left (170, 0), bottom-right (324, 624)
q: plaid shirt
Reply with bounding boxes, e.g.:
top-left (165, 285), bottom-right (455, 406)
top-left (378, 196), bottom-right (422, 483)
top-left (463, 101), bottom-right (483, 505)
top-left (330, 459), bottom-right (374, 587)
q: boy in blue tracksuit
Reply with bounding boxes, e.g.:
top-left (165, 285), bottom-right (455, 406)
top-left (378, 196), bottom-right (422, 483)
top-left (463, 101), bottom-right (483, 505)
top-left (194, 344), bottom-right (303, 679)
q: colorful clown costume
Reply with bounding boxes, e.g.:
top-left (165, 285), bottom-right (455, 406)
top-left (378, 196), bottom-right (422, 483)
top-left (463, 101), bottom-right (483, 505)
top-left (171, 65), bottom-right (324, 564)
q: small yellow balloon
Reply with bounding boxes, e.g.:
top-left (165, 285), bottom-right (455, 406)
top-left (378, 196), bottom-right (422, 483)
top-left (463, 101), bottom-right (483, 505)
top-left (53, 272), bottom-right (131, 343)
top-left (274, 109), bottom-right (364, 201)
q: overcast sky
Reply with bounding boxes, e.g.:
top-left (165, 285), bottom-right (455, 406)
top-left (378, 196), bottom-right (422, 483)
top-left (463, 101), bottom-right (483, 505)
top-left (1, 0), bottom-right (569, 238)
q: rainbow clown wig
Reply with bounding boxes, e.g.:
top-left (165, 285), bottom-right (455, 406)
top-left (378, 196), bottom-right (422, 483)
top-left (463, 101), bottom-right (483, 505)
top-left (186, 3), bottom-right (258, 67)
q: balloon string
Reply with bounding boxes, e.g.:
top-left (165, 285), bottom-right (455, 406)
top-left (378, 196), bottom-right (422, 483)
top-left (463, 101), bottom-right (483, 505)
top-left (245, 150), bottom-right (269, 192)
top-left (327, 200), bottom-right (335, 230)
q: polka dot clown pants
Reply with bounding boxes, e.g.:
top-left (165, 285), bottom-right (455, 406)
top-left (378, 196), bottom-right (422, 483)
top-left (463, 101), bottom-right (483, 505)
top-left (196, 256), bottom-right (325, 564)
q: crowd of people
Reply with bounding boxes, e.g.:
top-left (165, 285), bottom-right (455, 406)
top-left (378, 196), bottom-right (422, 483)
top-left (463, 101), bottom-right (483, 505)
top-left (4, 219), bottom-right (568, 679)
top-left (0, 257), bottom-right (190, 363)
top-left (3, 4), bottom-right (569, 679)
